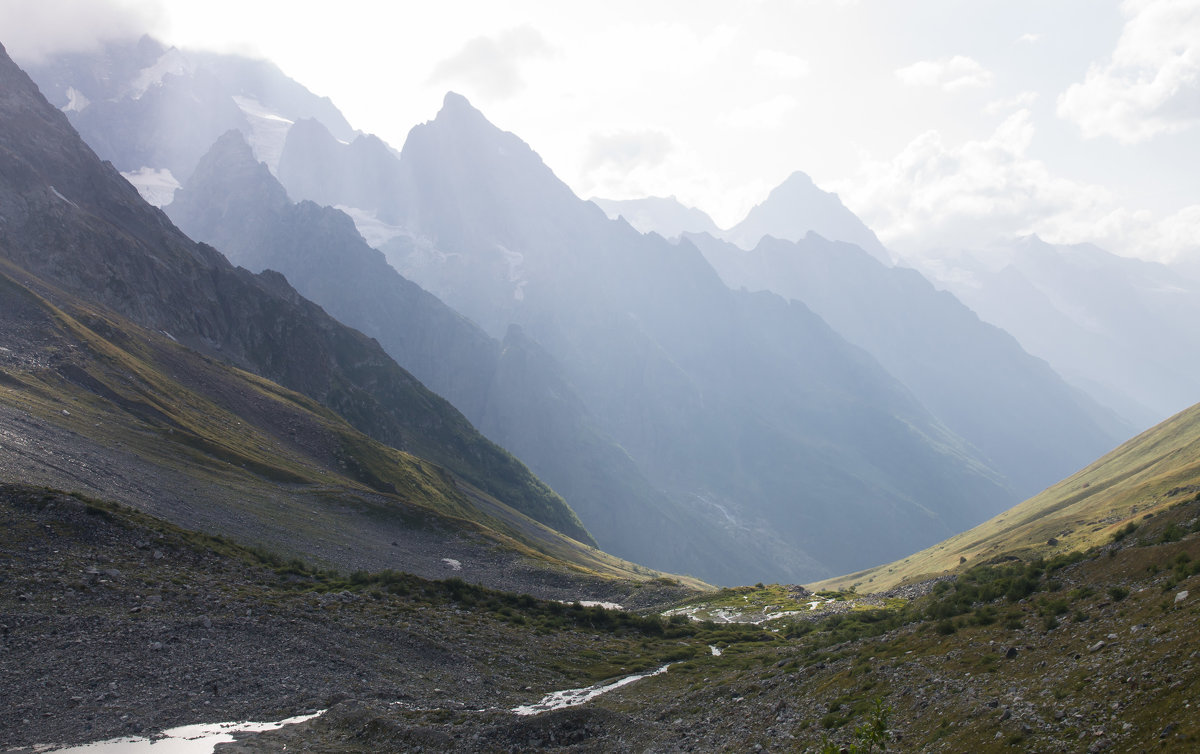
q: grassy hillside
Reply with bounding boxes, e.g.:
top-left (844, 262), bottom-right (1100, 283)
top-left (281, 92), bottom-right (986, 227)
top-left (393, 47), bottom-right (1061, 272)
top-left (599, 497), bottom-right (1200, 752)
top-left (0, 264), bottom-right (705, 592)
top-left (0, 43), bottom-right (591, 547)
top-left (815, 401), bottom-right (1200, 593)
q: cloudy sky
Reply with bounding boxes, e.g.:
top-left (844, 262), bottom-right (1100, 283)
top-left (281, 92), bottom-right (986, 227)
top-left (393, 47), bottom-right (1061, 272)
top-left (4, 0), bottom-right (1199, 261)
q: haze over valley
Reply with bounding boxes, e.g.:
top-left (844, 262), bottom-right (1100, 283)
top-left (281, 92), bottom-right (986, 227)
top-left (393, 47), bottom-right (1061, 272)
top-left (3, 2), bottom-right (1200, 751)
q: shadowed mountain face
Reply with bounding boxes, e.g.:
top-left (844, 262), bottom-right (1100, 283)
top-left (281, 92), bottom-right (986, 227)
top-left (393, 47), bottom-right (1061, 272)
top-left (256, 93), bottom-right (1020, 583)
top-left (908, 236), bottom-right (1200, 430)
top-left (687, 231), bottom-right (1131, 499)
top-left (276, 118), bottom-right (404, 221)
top-left (30, 32), bottom-right (1105, 583)
top-left (168, 130), bottom-right (500, 424)
top-left (167, 130), bottom-right (756, 580)
top-left (0, 42), bottom-right (590, 547)
top-left (362, 94), bottom-right (1016, 582)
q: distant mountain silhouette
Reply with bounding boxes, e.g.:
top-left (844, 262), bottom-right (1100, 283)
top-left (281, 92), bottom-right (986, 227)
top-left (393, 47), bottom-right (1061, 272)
top-left (687, 230), bottom-right (1130, 498)
top-left (591, 196), bottom-right (720, 238)
top-left (722, 171), bottom-right (890, 263)
top-left (907, 236), bottom-right (1200, 430)
top-left (375, 93), bottom-right (1015, 583)
top-left (168, 129), bottom-right (747, 579)
top-left (33, 32), bottom-right (1121, 583)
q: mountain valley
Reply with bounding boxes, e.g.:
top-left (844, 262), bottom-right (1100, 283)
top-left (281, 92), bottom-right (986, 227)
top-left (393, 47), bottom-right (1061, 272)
top-left (1, 23), bottom-right (1199, 754)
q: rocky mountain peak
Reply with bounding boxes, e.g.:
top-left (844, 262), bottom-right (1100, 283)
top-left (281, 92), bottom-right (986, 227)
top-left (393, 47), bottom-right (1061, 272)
top-left (724, 170), bottom-right (890, 263)
top-left (438, 91), bottom-right (481, 119)
top-left (396, 91), bottom-right (597, 253)
top-left (180, 129), bottom-right (290, 213)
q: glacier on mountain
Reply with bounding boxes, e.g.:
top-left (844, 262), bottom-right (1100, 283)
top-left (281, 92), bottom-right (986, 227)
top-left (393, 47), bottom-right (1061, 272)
top-left (120, 167), bottom-right (181, 208)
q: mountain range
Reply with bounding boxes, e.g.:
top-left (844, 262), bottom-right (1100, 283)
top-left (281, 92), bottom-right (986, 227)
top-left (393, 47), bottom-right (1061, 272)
top-left (905, 236), bottom-right (1200, 430)
top-left (284, 91), bottom-right (1027, 581)
top-left (0, 41), bottom-right (665, 598)
top-left (718, 170), bottom-right (891, 263)
top-left (12, 36), bottom-right (1164, 587)
top-left (6, 32), bottom-right (1200, 753)
top-left (685, 230), bottom-right (1129, 499)
top-left (596, 178), bottom-right (1200, 436)
top-left (589, 195), bottom-right (720, 239)
top-left (592, 171), bottom-right (890, 265)
top-left (165, 128), bottom-right (739, 583)
top-left (24, 36), bottom-right (356, 202)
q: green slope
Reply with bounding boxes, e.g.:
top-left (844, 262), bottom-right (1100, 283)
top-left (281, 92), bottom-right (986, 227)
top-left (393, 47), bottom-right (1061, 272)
top-left (0, 41), bottom-right (592, 546)
top-left (0, 262), bottom-right (705, 591)
top-left (816, 400), bottom-right (1200, 593)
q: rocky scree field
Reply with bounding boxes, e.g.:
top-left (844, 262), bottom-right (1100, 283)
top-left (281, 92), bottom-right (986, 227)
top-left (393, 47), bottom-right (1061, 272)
top-left (0, 484), bottom-right (736, 751)
top-left (5, 485), bottom-right (1200, 751)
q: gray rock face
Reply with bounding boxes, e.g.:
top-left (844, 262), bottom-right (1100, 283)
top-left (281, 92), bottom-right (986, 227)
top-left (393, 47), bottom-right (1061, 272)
top-left (169, 130), bottom-right (499, 424)
top-left (276, 119), bottom-right (404, 221)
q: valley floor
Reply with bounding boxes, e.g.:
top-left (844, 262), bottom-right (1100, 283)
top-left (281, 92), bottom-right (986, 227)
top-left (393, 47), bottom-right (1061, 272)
top-left (3, 485), bottom-right (1199, 752)
top-left (0, 485), bottom-right (693, 751)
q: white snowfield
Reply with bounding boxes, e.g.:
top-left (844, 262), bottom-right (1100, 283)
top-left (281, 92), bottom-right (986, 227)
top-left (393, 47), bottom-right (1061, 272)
top-left (125, 48), bottom-right (192, 101)
top-left (337, 205), bottom-right (407, 248)
top-left (41, 712), bottom-right (323, 753)
top-left (232, 95), bottom-right (294, 173)
top-left (120, 168), bottom-right (181, 208)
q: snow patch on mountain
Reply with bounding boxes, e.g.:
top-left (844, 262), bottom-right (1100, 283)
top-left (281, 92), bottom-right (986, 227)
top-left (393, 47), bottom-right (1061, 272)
top-left (335, 205), bottom-right (406, 248)
top-left (121, 167), bottom-right (181, 207)
top-left (125, 47), bottom-right (191, 100)
top-left (62, 87), bottom-right (89, 113)
top-left (497, 244), bottom-right (528, 301)
top-left (233, 95), bottom-right (294, 173)
top-left (48, 186), bottom-right (76, 208)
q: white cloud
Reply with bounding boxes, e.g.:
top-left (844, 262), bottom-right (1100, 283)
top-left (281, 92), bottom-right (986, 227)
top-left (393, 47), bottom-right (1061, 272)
top-left (578, 128), bottom-right (679, 198)
top-left (1125, 203), bottom-right (1200, 261)
top-left (895, 55), bottom-right (993, 92)
top-left (720, 94), bottom-right (799, 130)
top-left (985, 91), bottom-right (1039, 115)
top-left (584, 129), bottom-right (674, 172)
top-left (839, 107), bottom-right (1200, 262)
top-left (0, 0), bottom-right (164, 65)
top-left (839, 110), bottom-right (1113, 254)
top-left (1017, 32), bottom-right (1041, 45)
top-left (429, 26), bottom-right (555, 100)
top-left (753, 49), bottom-right (810, 79)
top-left (575, 126), bottom-right (769, 228)
top-left (1057, 0), bottom-right (1200, 142)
